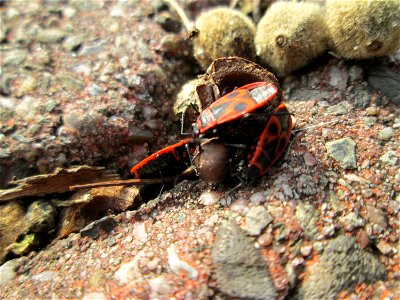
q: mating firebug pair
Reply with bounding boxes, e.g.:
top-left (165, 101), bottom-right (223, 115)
top-left (131, 81), bottom-right (292, 183)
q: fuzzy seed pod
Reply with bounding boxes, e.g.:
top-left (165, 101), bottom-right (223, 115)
top-left (173, 78), bottom-right (202, 118)
top-left (193, 7), bottom-right (256, 70)
top-left (255, 1), bottom-right (328, 76)
top-left (326, 0), bottom-right (400, 59)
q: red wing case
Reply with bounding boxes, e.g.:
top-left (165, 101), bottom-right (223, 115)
top-left (246, 103), bottom-right (293, 179)
top-left (131, 138), bottom-right (195, 179)
top-left (194, 82), bottom-right (278, 135)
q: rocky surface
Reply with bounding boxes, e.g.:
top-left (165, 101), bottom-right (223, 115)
top-left (1, 1), bottom-right (399, 299)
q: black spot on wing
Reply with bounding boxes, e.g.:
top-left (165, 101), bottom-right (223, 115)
top-left (234, 102), bottom-right (247, 112)
top-left (267, 121), bottom-right (279, 136)
top-left (211, 101), bottom-right (231, 119)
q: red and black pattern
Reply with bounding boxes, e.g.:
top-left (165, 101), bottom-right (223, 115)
top-left (131, 81), bottom-right (292, 183)
top-left (193, 82), bottom-right (278, 136)
top-left (131, 138), bottom-right (195, 179)
top-left (246, 103), bottom-right (292, 179)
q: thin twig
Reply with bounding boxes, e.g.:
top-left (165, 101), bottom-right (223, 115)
top-left (69, 177), bottom-right (177, 191)
top-left (165, 0), bottom-right (193, 32)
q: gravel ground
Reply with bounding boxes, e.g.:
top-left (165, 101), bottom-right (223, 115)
top-left (1, 1), bottom-right (399, 299)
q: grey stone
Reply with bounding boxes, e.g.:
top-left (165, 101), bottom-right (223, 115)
top-left (296, 174), bottom-right (317, 196)
top-left (362, 116), bottom-right (377, 127)
top-left (56, 75), bottom-right (85, 91)
top-left (35, 28), bottom-right (67, 43)
top-left (352, 88), bottom-right (371, 109)
top-left (16, 75), bottom-right (37, 97)
top-left (327, 101), bottom-right (352, 116)
top-left (15, 96), bottom-right (41, 121)
top-left (137, 39), bottom-right (153, 61)
top-left (299, 236), bottom-right (386, 299)
top-left (366, 206), bottom-right (387, 230)
top-left (0, 148), bottom-right (11, 159)
top-left (31, 270), bottom-right (58, 282)
top-left (25, 200), bottom-right (56, 233)
top-left (367, 66), bottom-right (400, 105)
top-left (326, 137), bottom-right (357, 169)
top-left (242, 206), bottom-right (273, 236)
top-left (339, 212), bottom-right (365, 231)
top-left (211, 221), bottom-right (276, 300)
top-left (72, 0), bottom-right (104, 11)
top-left (79, 40), bottom-right (108, 56)
top-left (329, 65), bottom-right (348, 91)
top-left (88, 83), bottom-right (103, 96)
top-left (63, 35), bottom-right (84, 52)
top-left (295, 202), bottom-right (320, 240)
top-left (0, 74), bottom-right (12, 95)
top-left (127, 124), bottom-right (154, 143)
top-left (379, 150), bottom-right (398, 166)
top-left (1, 49), bottom-right (28, 66)
top-left (80, 216), bottom-right (117, 239)
top-left (328, 190), bottom-right (344, 213)
top-left (0, 259), bottom-right (18, 286)
top-left (376, 127), bottom-right (394, 141)
top-left (348, 65), bottom-right (363, 82)
top-left (289, 89), bottom-right (330, 102)
top-left (63, 109), bottom-right (104, 135)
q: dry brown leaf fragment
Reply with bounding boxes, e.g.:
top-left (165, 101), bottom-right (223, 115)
top-left (0, 166), bottom-right (120, 202)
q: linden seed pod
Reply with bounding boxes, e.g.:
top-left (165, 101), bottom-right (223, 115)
top-left (193, 7), bottom-right (256, 70)
top-left (326, 0), bottom-right (400, 59)
top-left (255, 2), bottom-right (328, 76)
top-left (173, 78), bottom-right (202, 120)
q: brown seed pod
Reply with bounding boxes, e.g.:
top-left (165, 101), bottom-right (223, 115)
top-left (326, 0), bottom-right (400, 59)
top-left (194, 139), bottom-right (232, 184)
top-left (197, 56), bottom-right (282, 108)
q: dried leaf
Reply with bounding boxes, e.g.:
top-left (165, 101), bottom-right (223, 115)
top-left (0, 166), bottom-right (120, 202)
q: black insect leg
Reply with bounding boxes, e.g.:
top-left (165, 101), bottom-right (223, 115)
top-left (185, 142), bottom-right (199, 176)
top-left (155, 153), bottom-right (166, 198)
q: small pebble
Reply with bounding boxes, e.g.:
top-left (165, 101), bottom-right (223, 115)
top-left (340, 212), bottom-right (365, 231)
top-left (31, 271), bottom-right (58, 282)
top-left (300, 244), bottom-right (313, 257)
top-left (322, 224), bottom-right (335, 237)
top-left (250, 192), bottom-right (264, 205)
top-left (230, 197), bottom-right (249, 213)
top-left (329, 65), bottom-right (348, 91)
top-left (149, 276), bottom-right (170, 298)
top-left (199, 191), bottom-right (219, 206)
top-left (379, 151), bottom-right (398, 166)
top-left (365, 107), bottom-right (380, 116)
top-left (356, 229), bottom-right (370, 249)
top-left (242, 206), bottom-right (273, 236)
top-left (292, 257), bottom-right (304, 267)
top-left (281, 184), bottom-right (293, 198)
top-left (377, 127), bottom-right (394, 141)
top-left (167, 244), bottom-right (198, 280)
top-left (147, 257), bottom-right (161, 271)
top-left (304, 152), bottom-right (317, 167)
top-left (326, 137), bottom-right (357, 169)
top-left (133, 222), bottom-right (148, 243)
top-left (258, 229), bottom-right (274, 247)
top-left (0, 260), bottom-right (17, 286)
top-left (376, 240), bottom-right (393, 255)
